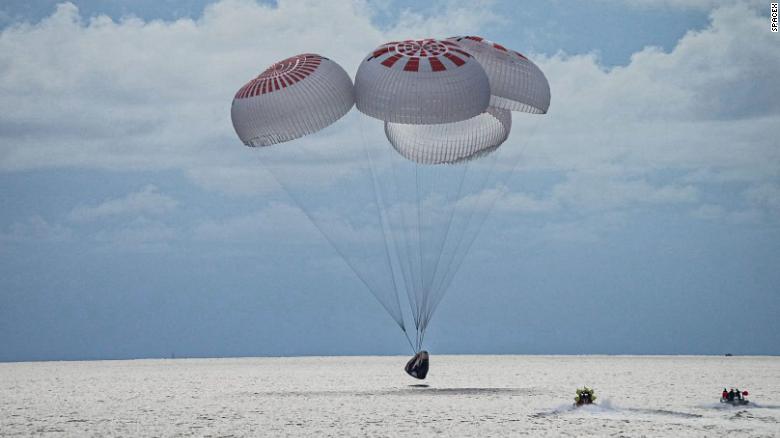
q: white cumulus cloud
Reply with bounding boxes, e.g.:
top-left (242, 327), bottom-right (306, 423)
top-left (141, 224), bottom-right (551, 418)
top-left (0, 0), bottom-right (776, 222)
top-left (0, 215), bottom-right (73, 243)
top-left (68, 185), bottom-right (178, 222)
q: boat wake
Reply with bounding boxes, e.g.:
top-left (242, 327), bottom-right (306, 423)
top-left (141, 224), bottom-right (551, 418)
top-left (626, 408), bottom-right (702, 418)
top-left (702, 401), bottom-right (780, 410)
top-left (533, 400), bottom-right (617, 417)
top-left (535, 401), bottom-right (700, 419)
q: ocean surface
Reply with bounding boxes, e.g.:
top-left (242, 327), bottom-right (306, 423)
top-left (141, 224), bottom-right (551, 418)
top-left (1, 355), bottom-right (779, 436)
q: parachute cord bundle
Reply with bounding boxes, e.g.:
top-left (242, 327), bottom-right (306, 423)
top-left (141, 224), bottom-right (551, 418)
top-left (357, 113), bottom-right (416, 352)
top-left (421, 122), bottom-right (541, 331)
top-left (359, 113), bottom-right (476, 353)
top-left (357, 113), bottom-right (544, 353)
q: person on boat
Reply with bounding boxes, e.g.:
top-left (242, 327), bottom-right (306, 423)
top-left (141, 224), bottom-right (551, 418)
top-left (735, 388), bottom-right (742, 400)
top-left (574, 387), bottom-right (596, 406)
top-left (728, 389), bottom-right (735, 401)
top-left (722, 388), bottom-right (728, 400)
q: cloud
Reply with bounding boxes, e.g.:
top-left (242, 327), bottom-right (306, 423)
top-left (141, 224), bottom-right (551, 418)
top-left (690, 203), bottom-right (762, 224)
top-left (68, 185), bottom-right (178, 222)
top-left (537, 220), bottom-right (603, 244)
top-left (603, 0), bottom-right (760, 11)
top-left (550, 173), bottom-right (699, 210)
top-left (0, 215), bottom-right (73, 243)
top-left (192, 202), bottom-right (317, 242)
top-left (1, 2), bottom-right (776, 176)
top-left (484, 172), bottom-right (698, 215)
top-left (0, 9), bottom-right (12, 26)
top-left (0, 0), bottom-right (777, 227)
top-left (0, 0), bottom-right (499, 178)
top-left (91, 217), bottom-right (178, 252)
top-left (386, 0), bottom-right (503, 38)
top-left (744, 183), bottom-right (780, 213)
top-left (192, 200), bottom-right (388, 247)
top-left (688, 182), bottom-right (780, 225)
top-left (690, 203), bottom-right (725, 220)
top-left (493, 189), bottom-right (559, 213)
top-left (513, 2), bottom-right (779, 182)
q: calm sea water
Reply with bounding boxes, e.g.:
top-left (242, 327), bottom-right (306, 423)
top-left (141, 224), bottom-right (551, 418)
top-left (1, 355), bottom-right (779, 436)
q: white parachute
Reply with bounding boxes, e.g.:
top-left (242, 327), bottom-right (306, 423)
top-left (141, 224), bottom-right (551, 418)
top-left (448, 36), bottom-right (551, 114)
top-left (384, 106), bottom-right (511, 165)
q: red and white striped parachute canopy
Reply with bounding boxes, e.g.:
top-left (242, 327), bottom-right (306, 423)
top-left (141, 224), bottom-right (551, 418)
top-left (231, 53), bottom-right (354, 147)
top-left (368, 38), bottom-right (476, 73)
top-left (448, 36), bottom-right (550, 114)
top-left (354, 39), bottom-right (490, 125)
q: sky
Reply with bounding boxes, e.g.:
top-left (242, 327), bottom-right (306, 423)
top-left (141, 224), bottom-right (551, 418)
top-left (0, 0), bottom-right (778, 362)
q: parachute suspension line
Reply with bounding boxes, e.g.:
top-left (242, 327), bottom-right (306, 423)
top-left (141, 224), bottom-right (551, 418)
top-left (402, 327), bottom-right (415, 353)
top-left (424, 153), bottom-right (505, 328)
top-left (416, 151), bottom-right (499, 333)
top-left (422, 159), bottom-right (496, 330)
top-left (425, 123), bottom-right (542, 327)
top-left (414, 163), bottom-right (426, 344)
top-left (357, 114), bottom-right (407, 336)
top-left (258, 158), bottom-right (407, 331)
top-left (427, 172), bottom-right (504, 325)
top-left (357, 114), bottom-right (420, 354)
top-left (410, 138), bottom-right (486, 348)
top-left (418, 148), bottom-right (483, 338)
top-left (431, 138), bottom-right (499, 297)
top-left (424, 184), bottom-right (470, 334)
top-left (412, 164), bottom-right (444, 349)
top-left (384, 137), bottom-right (425, 352)
top-left (414, 163), bottom-right (428, 336)
top-left (419, 159), bottom-right (470, 329)
top-left (360, 119), bottom-right (419, 346)
top-left (390, 164), bottom-right (423, 338)
top-left (413, 165), bottom-right (453, 341)
top-left (418, 165), bottom-right (455, 342)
